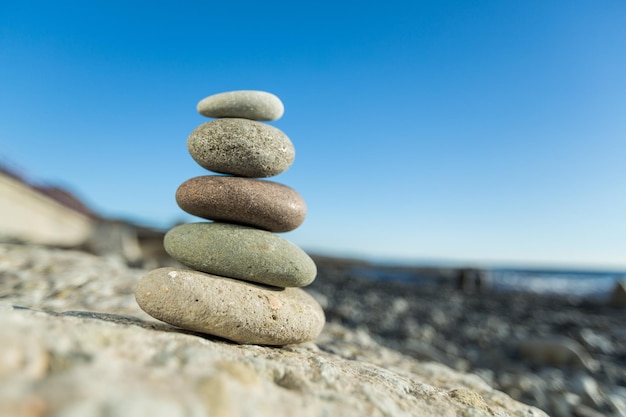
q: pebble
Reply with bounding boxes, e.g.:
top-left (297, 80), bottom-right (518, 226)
top-left (176, 176), bottom-right (306, 233)
top-left (187, 118), bottom-right (294, 177)
top-left (196, 90), bottom-right (284, 121)
top-left (135, 267), bottom-right (325, 345)
top-left (164, 222), bottom-right (316, 287)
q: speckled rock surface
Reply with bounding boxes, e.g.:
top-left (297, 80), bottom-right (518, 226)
top-left (164, 223), bottom-right (316, 287)
top-left (0, 244), bottom-right (549, 417)
top-left (135, 267), bottom-right (325, 345)
top-left (176, 176), bottom-right (306, 233)
top-left (197, 90), bottom-right (284, 121)
top-left (187, 118), bottom-right (295, 177)
top-left (0, 308), bottom-right (549, 417)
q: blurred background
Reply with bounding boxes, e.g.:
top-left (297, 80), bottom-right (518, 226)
top-left (1, 1), bottom-right (625, 270)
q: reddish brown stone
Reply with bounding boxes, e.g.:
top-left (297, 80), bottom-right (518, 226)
top-left (176, 176), bottom-right (306, 233)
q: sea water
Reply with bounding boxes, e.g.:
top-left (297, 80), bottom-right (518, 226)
top-left (487, 268), bottom-right (625, 298)
top-left (350, 265), bottom-right (626, 299)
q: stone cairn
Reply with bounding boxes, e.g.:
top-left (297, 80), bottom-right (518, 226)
top-left (135, 90), bottom-right (325, 345)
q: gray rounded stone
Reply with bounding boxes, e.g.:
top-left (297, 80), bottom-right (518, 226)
top-left (187, 118), bottom-right (295, 177)
top-left (164, 222), bottom-right (316, 287)
top-left (176, 176), bottom-right (306, 233)
top-left (197, 90), bottom-right (284, 121)
top-left (135, 267), bottom-right (325, 345)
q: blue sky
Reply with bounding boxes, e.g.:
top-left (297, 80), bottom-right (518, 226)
top-left (1, 1), bottom-right (625, 268)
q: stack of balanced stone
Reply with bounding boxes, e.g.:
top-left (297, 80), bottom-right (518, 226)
top-left (135, 90), bottom-right (325, 345)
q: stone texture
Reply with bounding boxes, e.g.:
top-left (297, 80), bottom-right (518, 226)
top-left (0, 244), bottom-right (549, 417)
top-left (135, 267), bottom-right (325, 345)
top-left (197, 90), bottom-right (284, 121)
top-left (164, 222), bottom-right (316, 288)
top-left (3, 243), bottom-right (625, 417)
top-left (176, 175), bottom-right (306, 233)
top-left (187, 118), bottom-right (295, 177)
top-left (0, 306), bottom-right (548, 417)
top-left (0, 244), bottom-right (152, 319)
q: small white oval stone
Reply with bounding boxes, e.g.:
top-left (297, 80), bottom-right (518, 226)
top-left (197, 90), bottom-right (284, 121)
top-left (135, 267), bottom-right (326, 345)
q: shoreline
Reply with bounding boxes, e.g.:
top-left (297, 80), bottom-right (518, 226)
top-left (311, 254), bottom-right (626, 300)
top-left (309, 255), bottom-right (626, 417)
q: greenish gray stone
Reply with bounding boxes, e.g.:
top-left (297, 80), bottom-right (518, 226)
top-left (187, 118), bottom-right (295, 177)
top-left (164, 222), bottom-right (316, 287)
top-left (196, 90), bottom-right (284, 121)
top-left (135, 267), bottom-right (326, 345)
